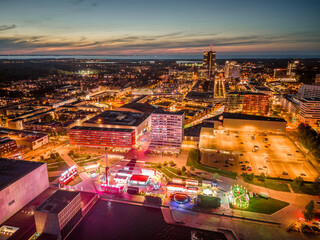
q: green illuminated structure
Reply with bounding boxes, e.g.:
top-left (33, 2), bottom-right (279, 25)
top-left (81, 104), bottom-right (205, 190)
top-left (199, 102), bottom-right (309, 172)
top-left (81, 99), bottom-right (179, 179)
top-left (230, 185), bottom-right (249, 209)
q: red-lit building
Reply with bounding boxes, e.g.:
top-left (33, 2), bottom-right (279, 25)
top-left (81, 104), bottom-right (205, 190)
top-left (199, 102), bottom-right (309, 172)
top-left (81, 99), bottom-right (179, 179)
top-left (69, 126), bottom-right (135, 148)
top-left (227, 92), bottom-right (270, 116)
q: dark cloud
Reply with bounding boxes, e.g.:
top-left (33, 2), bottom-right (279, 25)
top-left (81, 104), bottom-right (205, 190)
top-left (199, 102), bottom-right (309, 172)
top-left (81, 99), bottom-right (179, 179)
top-left (72, 0), bottom-right (84, 4)
top-left (0, 30), bottom-right (319, 54)
top-left (0, 24), bottom-right (16, 32)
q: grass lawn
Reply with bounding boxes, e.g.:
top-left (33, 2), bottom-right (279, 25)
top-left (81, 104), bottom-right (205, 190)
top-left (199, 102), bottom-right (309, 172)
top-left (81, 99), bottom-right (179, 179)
top-left (68, 153), bottom-right (98, 160)
top-left (75, 158), bottom-right (100, 166)
top-left (290, 182), bottom-right (318, 195)
top-left (243, 175), bottom-right (290, 192)
top-left (47, 162), bottom-right (69, 172)
top-left (236, 197), bottom-right (290, 215)
top-left (187, 148), bottom-right (237, 179)
top-left (49, 176), bottom-right (58, 182)
top-left (67, 175), bottom-right (83, 186)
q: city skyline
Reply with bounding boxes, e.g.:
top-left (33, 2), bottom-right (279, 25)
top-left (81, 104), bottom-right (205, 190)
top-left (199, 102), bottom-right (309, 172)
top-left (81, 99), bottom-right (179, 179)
top-left (0, 0), bottom-right (320, 56)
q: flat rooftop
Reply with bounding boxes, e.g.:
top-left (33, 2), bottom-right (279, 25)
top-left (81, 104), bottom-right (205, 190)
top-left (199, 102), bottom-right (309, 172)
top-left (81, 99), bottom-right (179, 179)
top-left (70, 126), bottom-right (134, 133)
top-left (222, 112), bottom-right (287, 122)
top-left (186, 91), bottom-right (214, 99)
top-left (0, 137), bottom-right (15, 144)
top-left (129, 175), bottom-right (149, 182)
top-left (84, 110), bottom-right (150, 127)
top-left (117, 102), bottom-right (157, 114)
top-left (301, 97), bottom-right (320, 102)
top-left (152, 109), bottom-right (184, 115)
top-left (0, 158), bottom-right (45, 191)
top-left (184, 122), bottom-right (214, 137)
top-left (228, 91), bottom-right (267, 96)
top-left (35, 190), bottom-right (79, 214)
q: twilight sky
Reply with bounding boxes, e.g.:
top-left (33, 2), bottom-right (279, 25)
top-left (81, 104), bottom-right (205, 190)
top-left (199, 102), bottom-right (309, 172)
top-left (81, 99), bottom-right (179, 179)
top-left (0, 0), bottom-right (320, 56)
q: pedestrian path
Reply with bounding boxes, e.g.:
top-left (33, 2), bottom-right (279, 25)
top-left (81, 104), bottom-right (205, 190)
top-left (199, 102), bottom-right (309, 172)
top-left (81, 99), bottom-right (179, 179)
top-left (287, 183), bottom-right (294, 193)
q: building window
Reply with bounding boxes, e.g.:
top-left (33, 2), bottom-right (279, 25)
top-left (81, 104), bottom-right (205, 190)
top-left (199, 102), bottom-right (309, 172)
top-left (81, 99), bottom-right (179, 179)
top-left (8, 199), bottom-right (15, 206)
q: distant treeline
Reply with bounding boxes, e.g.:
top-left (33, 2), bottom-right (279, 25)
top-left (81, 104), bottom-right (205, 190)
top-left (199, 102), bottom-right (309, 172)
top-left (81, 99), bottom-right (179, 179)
top-left (0, 62), bottom-right (63, 82)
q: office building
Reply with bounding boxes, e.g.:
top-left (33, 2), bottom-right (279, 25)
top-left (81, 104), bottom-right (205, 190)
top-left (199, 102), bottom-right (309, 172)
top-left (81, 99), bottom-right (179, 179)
top-left (82, 110), bottom-right (150, 141)
top-left (273, 68), bottom-right (287, 78)
top-left (69, 126), bottom-right (135, 148)
top-left (315, 73), bottom-right (320, 85)
top-left (34, 190), bottom-right (82, 240)
top-left (225, 61), bottom-right (241, 79)
top-left (203, 47), bottom-right (216, 80)
top-left (149, 110), bottom-right (184, 154)
top-left (297, 84), bottom-right (320, 99)
top-left (279, 95), bottom-right (300, 116)
top-left (227, 92), bottom-right (270, 116)
top-left (299, 98), bottom-right (320, 125)
top-left (0, 137), bottom-right (18, 157)
top-left (287, 60), bottom-right (299, 77)
top-left (0, 158), bottom-right (49, 224)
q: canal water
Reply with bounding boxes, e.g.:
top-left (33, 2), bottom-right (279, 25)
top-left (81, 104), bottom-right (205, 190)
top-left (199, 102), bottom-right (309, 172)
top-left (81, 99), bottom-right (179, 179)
top-left (67, 200), bottom-right (227, 240)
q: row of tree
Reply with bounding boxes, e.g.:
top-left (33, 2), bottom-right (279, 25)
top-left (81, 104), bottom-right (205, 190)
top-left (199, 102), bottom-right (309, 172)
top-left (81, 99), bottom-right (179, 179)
top-left (298, 123), bottom-right (320, 158)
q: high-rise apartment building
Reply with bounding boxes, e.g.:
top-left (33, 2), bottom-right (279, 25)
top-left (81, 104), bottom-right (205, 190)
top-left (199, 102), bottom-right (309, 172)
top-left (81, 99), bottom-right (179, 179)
top-left (225, 61), bottom-right (241, 79)
top-left (297, 84), bottom-right (320, 99)
top-left (227, 92), bottom-right (270, 116)
top-left (149, 110), bottom-right (184, 154)
top-left (203, 47), bottom-right (216, 80)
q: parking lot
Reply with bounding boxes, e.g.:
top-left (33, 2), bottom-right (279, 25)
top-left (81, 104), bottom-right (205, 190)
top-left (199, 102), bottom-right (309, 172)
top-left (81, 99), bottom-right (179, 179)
top-left (199, 129), bottom-right (319, 181)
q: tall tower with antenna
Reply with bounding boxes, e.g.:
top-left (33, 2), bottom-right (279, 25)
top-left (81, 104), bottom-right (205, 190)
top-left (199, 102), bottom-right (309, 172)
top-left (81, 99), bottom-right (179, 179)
top-left (203, 44), bottom-right (216, 81)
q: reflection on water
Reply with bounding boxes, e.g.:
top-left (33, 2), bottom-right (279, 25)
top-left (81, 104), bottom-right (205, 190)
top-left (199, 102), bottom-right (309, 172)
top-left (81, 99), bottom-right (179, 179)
top-left (67, 200), bottom-right (226, 240)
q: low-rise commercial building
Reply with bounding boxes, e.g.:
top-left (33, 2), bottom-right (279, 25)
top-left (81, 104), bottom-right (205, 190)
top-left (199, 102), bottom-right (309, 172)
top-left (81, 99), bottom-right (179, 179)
top-left (34, 190), bottom-right (82, 240)
top-left (0, 137), bottom-right (18, 157)
top-left (16, 134), bottom-right (48, 150)
top-left (210, 112), bottom-right (286, 133)
top-left (0, 158), bottom-right (49, 224)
